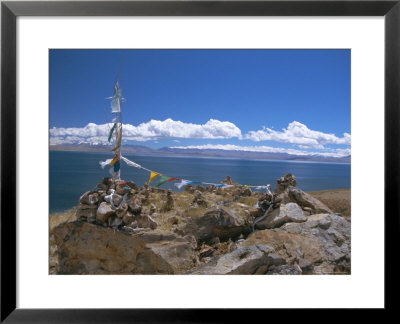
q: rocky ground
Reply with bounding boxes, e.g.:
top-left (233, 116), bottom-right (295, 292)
top-left (49, 174), bottom-right (351, 275)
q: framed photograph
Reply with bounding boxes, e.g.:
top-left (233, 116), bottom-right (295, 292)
top-left (1, 0), bottom-right (398, 321)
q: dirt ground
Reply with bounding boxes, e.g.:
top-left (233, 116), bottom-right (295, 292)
top-left (307, 188), bottom-right (351, 218)
top-left (50, 208), bottom-right (77, 231)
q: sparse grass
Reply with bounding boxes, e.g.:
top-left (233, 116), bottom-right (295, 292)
top-left (237, 196), bottom-right (258, 207)
top-left (186, 206), bottom-right (208, 218)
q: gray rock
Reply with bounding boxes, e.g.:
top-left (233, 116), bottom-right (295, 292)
top-left (122, 211), bottom-right (134, 226)
top-left (182, 207), bottom-right (250, 244)
top-left (189, 245), bottom-right (285, 274)
top-left (76, 203), bottom-right (97, 217)
top-left (109, 216), bottom-right (123, 228)
top-left (288, 187), bottom-right (333, 214)
top-left (96, 202), bottom-right (115, 223)
top-left (116, 202), bottom-right (128, 218)
top-left (128, 200), bottom-right (142, 215)
top-left (243, 229), bottom-right (326, 265)
top-left (111, 194), bottom-right (123, 206)
top-left (79, 191), bottom-right (99, 205)
top-left (298, 258), bottom-right (313, 273)
top-left (276, 173), bottom-right (297, 194)
top-left (134, 229), bottom-right (199, 272)
top-left (256, 203), bottom-right (306, 229)
top-left (279, 214), bottom-right (351, 273)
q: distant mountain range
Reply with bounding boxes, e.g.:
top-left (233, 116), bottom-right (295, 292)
top-left (49, 143), bottom-right (351, 163)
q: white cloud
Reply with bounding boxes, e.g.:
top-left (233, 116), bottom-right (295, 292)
top-left (50, 119), bottom-right (351, 152)
top-left (170, 144), bottom-right (351, 158)
top-left (50, 118), bottom-right (242, 144)
top-left (244, 121), bottom-right (351, 148)
top-left (123, 118), bottom-right (242, 140)
top-left (49, 135), bottom-right (111, 146)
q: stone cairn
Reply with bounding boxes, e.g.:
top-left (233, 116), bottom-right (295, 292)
top-left (76, 177), bottom-right (157, 230)
top-left (276, 173), bottom-right (297, 194)
top-left (191, 190), bottom-right (208, 208)
top-left (255, 173), bottom-right (296, 217)
top-left (162, 189), bottom-right (174, 212)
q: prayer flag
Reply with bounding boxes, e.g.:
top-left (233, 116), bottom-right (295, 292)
top-left (99, 159), bottom-right (113, 169)
top-left (156, 175), bottom-right (171, 187)
top-left (109, 155), bottom-right (119, 166)
top-left (174, 180), bottom-right (200, 189)
top-left (120, 155), bottom-right (143, 169)
top-left (108, 123), bottom-right (117, 142)
top-left (149, 171), bottom-right (161, 183)
top-left (156, 176), bottom-right (179, 187)
top-left (216, 184), bottom-right (234, 188)
top-left (112, 129), bottom-right (122, 152)
top-left (174, 179), bottom-right (190, 189)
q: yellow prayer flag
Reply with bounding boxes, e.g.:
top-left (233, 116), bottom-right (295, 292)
top-left (149, 171), bottom-right (161, 183)
top-left (109, 155), bottom-right (119, 166)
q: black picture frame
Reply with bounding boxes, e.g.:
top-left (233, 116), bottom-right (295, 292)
top-left (1, 0), bottom-right (398, 321)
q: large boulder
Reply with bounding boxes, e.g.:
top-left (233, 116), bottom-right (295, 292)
top-left (182, 207), bottom-right (250, 244)
top-left (242, 229), bottom-right (327, 266)
top-left (255, 203), bottom-right (306, 229)
top-left (50, 222), bottom-right (173, 274)
top-left (244, 213), bottom-right (351, 274)
top-left (287, 187), bottom-right (333, 214)
top-left (280, 214), bottom-right (351, 272)
top-left (134, 230), bottom-right (199, 272)
top-left (189, 245), bottom-right (285, 274)
top-left (50, 222), bottom-right (199, 274)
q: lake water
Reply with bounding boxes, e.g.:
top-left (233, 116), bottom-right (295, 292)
top-left (49, 151), bottom-right (351, 213)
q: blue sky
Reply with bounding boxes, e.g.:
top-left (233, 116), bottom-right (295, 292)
top-left (50, 49), bottom-right (351, 157)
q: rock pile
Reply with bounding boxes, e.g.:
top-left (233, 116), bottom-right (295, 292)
top-left (252, 173), bottom-right (333, 229)
top-left (50, 173), bottom-right (350, 275)
top-left (191, 190), bottom-right (208, 208)
top-left (76, 177), bottom-right (157, 231)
